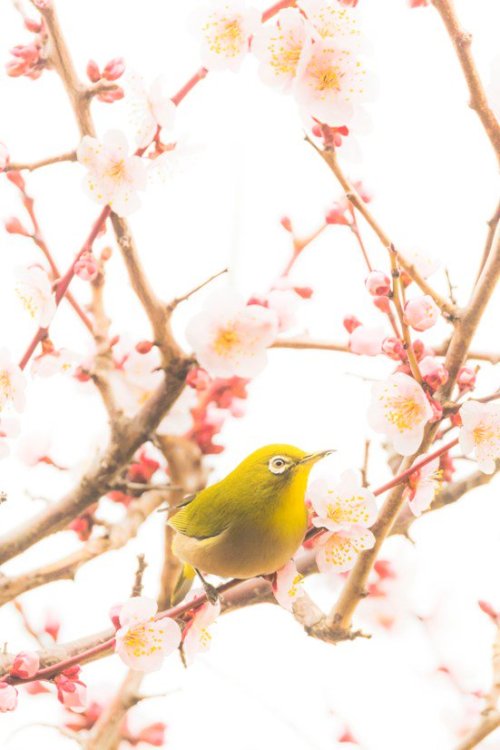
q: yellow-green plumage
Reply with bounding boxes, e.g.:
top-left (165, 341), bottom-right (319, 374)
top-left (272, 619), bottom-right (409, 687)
top-left (168, 444), bottom-right (330, 580)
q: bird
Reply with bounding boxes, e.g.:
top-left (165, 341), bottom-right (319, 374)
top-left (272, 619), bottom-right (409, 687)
top-left (167, 444), bottom-right (333, 602)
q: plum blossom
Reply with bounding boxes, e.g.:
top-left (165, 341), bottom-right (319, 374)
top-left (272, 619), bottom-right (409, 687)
top-left (0, 416), bottom-right (20, 459)
top-left (419, 355), bottom-right (448, 391)
top-left (308, 470), bottom-right (377, 531)
top-left (349, 325), bottom-right (385, 356)
top-left (404, 295), bottom-right (439, 331)
top-left (194, 1), bottom-right (261, 72)
top-left (252, 9), bottom-right (312, 91)
top-left (0, 683), bottom-right (18, 713)
top-left (31, 347), bottom-right (78, 377)
top-left (365, 270), bottom-right (390, 297)
top-left (182, 600), bottom-right (220, 665)
top-left (0, 350), bottom-right (26, 413)
top-left (17, 432), bottom-right (52, 467)
top-left (115, 596), bottom-right (181, 672)
top-left (186, 291), bottom-right (279, 378)
top-left (15, 265), bottom-right (56, 327)
top-left (316, 526), bottom-right (375, 573)
top-left (55, 667), bottom-right (87, 711)
top-left (264, 288), bottom-right (301, 332)
top-left (402, 454), bottom-right (441, 516)
top-left (77, 130), bottom-right (147, 216)
top-left (272, 560), bottom-right (306, 611)
top-left (459, 400), bottom-right (500, 474)
top-left (368, 372), bottom-right (433, 455)
top-left (10, 651), bottom-right (40, 679)
top-left (128, 74), bottom-right (177, 147)
top-left (401, 248), bottom-right (440, 280)
top-left (110, 339), bottom-right (163, 414)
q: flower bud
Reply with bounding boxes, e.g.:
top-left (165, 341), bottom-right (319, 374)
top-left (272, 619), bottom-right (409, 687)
top-left (109, 604), bottom-right (122, 630)
top-left (4, 216), bottom-right (29, 236)
top-left (100, 245), bottom-right (113, 261)
top-left (10, 651), bottom-right (40, 679)
top-left (97, 87), bottom-right (125, 103)
top-left (24, 17), bottom-right (42, 32)
top-left (74, 252), bottom-right (98, 281)
top-left (325, 203), bottom-right (349, 225)
top-left (186, 367), bottom-right (211, 390)
top-left (135, 340), bottom-right (153, 354)
top-left (427, 396), bottom-right (443, 423)
top-left (102, 57), bottom-right (125, 81)
top-left (343, 315), bottom-right (361, 334)
top-left (292, 285), bottom-right (313, 299)
top-left (478, 600), bottom-right (499, 623)
top-left (419, 355), bottom-right (448, 391)
top-left (365, 270), bottom-right (391, 296)
top-left (349, 325), bottom-right (384, 356)
top-left (373, 295), bottom-right (391, 313)
top-left (457, 366), bottom-right (476, 393)
top-left (86, 59), bottom-right (101, 82)
top-left (43, 611), bottom-right (61, 641)
top-left (6, 171), bottom-right (25, 190)
top-left (449, 411), bottom-right (462, 428)
top-left (374, 560), bottom-right (396, 579)
top-left (55, 671), bottom-right (87, 712)
top-left (0, 143), bottom-right (9, 171)
top-left (382, 337), bottom-right (405, 361)
top-left (136, 723), bottom-right (167, 747)
top-left (404, 295), bottom-right (439, 331)
top-left (279, 215), bottom-right (292, 232)
top-left (0, 683), bottom-right (18, 713)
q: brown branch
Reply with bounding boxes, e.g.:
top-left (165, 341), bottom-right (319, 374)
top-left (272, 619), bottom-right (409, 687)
top-left (389, 244), bottom-right (423, 384)
top-left (431, 0), bottom-right (500, 164)
top-left (0, 490), bottom-right (167, 606)
top-left (167, 268), bottom-right (228, 312)
top-left (85, 670), bottom-right (144, 750)
top-left (455, 714), bottom-right (500, 750)
top-left (5, 149), bottom-right (77, 172)
top-left (476, 201), bottom-right (500, 284)
top-left (305, 137), bottom-right (460, 320)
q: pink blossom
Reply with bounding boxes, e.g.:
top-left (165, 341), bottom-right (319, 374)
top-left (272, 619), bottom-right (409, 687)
top-left (16, 432), bottom-right (52, 467)
top-left (308, 469), bottom-right (377, 532)
top-left (55, 668), bottom-right (87, 712)
top-left (252, 8), bottom-right (312, 92)
top-left (15, 265), bottom-right (57, 327)
top-left (194, 1), bottom-right (261, 72)
top-left (5, 216), bottom-right (29, 235)
top-left (349, 325), bottom-right (385, 356)
top-left (325, 202), bottom-right (350, 225)
top-left (0, 416), bottom-right (21, 459)
top-left (128, 73), bottom-right (177, 148)
top-left (343, 315), bottom-right (361, 333)
top-left (102, 57), bottom-right (125, 81)
top-left (457, 367), bottom-right (476, 394)
top-left (419, 356), bottom-right (448, 391)
top-left (272, 560), bottom-right (306, 611)
top-left (368, 372), bottom-right (433, 455)
top-left (459, 400), bottom-right (500, 474)
top-left (265, 289), bottom-right (300, 332)
top-left (86, 59), bottom-right (101, 82)
top-left (0, 349), bottom-right (26, 413)
top-left (0, 683), bottom-right (18, 712)
top-left (403, 454), bottom-right (441, 516)
top-left (115, 596), bottom-right (181, 672)
top-left (186, 291), bottom-right (279, 378)
top-left (74, 252), bottom-right (99, 281)
top-left (401, 249), bottom-right (439, 280)
top-left (77, 130), bottom-right (148, 216)
top-left (10, 651), bottom-right (40, 679)
top-left (31, 348), bottom-right (78, 377)
top-left (182, 600), bottom-right (221, 665)
top-left (404, 295), bottom-right (439, 331)
top-left (382, 337), bottom-right (405, 361)
top-left (316, 526), bottom-right (375, 573)
top-left (365, 270), bottom-right (391, 297)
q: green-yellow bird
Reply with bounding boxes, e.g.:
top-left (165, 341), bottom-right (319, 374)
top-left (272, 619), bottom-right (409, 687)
top-left (168, 444), bottom-right (332, 601)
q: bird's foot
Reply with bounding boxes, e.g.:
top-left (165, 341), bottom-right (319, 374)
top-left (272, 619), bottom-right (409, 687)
top-left (203, 582), bottom-right (220, 605)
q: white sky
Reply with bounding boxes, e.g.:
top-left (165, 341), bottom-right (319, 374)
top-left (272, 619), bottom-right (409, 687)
top-left (0, 0), bottom-right (499, 748)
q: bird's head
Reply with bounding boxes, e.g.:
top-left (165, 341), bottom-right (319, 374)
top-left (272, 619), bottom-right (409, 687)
top-left (232, 444), bottom-right (334, 488)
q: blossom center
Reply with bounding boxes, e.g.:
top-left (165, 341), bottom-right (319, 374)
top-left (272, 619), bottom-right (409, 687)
top-left (124, 620), bottom-right (164, 658)
top-left (206, 17), bottom-right (243, 57)
top-left (473, 423), bottom-right (499, 446)
top-left (16, 289), bottom-right (38, 318)
top-left (214, 327), bottom-right (240, 355)
top-left (0, 371), bottom-right (12, 402)
top-left (384, 397), bottom-right (423, 431)
top-left (107, 159), bottom-right (126, 181)
top-left (270, 38), bottom-right (302, 76)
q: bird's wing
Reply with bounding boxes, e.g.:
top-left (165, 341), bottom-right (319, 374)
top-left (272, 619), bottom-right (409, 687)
top-left (168, 484), bottom-right (231, 540)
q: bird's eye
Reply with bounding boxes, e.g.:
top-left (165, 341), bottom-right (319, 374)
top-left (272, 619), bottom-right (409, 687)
top-left (269, 456), bottom-right (288, 475)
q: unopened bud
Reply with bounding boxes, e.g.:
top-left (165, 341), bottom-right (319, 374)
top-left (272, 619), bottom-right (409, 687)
top-left (5, 216), bottom-right (29, 236)
top-left (373, 295), bottom-right (391, 313)
top-left (97, 87), bottom-right (125, 103)
top-left (382, 337), bottom-right (405, 361)
top-left (102, 57), bottom-right (125, 81)
top-left (86, 59), bottom-right (101, 82)
top-left (365, 270), bottom-right (391, 296)
top-left (280, 216), bottom-right (292, 232)
top-left (457, 366), bottom-right (476, 393)
top-left (343, 315), bottom-right (361, 334)
top-left (135, 340), bottom-right (153, 354)
top-left (6, 171), bottom-right (25, 190)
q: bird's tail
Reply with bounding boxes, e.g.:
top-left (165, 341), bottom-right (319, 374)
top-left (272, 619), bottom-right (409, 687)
top-left (170, 562), bottom-right (196, 606)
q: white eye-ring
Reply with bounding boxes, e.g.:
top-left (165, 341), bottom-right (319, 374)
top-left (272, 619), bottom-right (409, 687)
top-left (269, 455), bottom-right (289, 475)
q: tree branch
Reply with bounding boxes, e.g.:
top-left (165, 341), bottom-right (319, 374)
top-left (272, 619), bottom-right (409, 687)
top-left (5, 150), bottom-right (77, 172)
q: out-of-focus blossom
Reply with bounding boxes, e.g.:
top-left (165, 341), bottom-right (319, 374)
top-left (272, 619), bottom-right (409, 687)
top-left (419, 355), bottom-right (448, 391)
top-left (0, 350), bottom-right (26, 413)
top-left (77, 130), bottom-right (147, 216)
top-left (272, 560), bottom-right (306, 611)
top-left (0, 683), bottom-right (18, 712)
top-left (0, 143), bottom-right (9, 171)
top-left (10, 651), bottom-right (40, 679)
top-left (133, 722), bottom-right (167, 747)
top-left (158, 388), bottom-right (195, 435)
top-left (5, 216), bottom-right (29, 236)
top-left (308, 469), bottom-right (377, 532)
top-left (457, 366), bottom-right (476, 394)
top-left (401, 249), bottom-right (439, 281)
top-left (31, 347), bottom-right (78, 377)
top-left (16, 432), bottom-right (52, 467)
top-left (194, 1), bottom-right (261, 72)
top-left (343, 314), bottom-right (361, 333)
top-left (115, 596), bottom-right (181, 672)
top-left (55, 667), bottom-right (87, 712)
top-left (365, 270), bottom-right (391, 296)
top-left (111, 338), bottom-right (163, 414)
top-left (6, 42), bottom-right (45, 79)
top-left (182, 600), bottom-right (221, 665)
top-left (0, 416), bottom-right (21, 459)
top-left (255, 288), bottom-right (301, 333)
top-left (459, 400), bottom-right (500, 474)
top-left (128, 74), bottom-right (176, 147)
top-left (316, 526), bottom-right (375, 573)
top-left (186, 291), bottom-right (279, 378)
top-left (15, 265), bottom-right (56, 327)
top-left (404, 295), bottom-right (439, 331)
top-left (368, 372), bottom-right (433, 455)
top-left (74, 252), bottom-right (99, 282)
top-left (252, 8), bottom-right (312, 91)
top-left (408, 0), bottom-right (429, 7)
top-left (403, 453), bottom-right (441, 516)
top-left (349, 325), bottom-right (385, 356)
top-left (382, 337), bottom-right (405, 361)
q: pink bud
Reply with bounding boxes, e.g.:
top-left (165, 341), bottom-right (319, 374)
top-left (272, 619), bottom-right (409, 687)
top-left (5, 216), bottom-right (30, 236)
top-left (186, 367), bottom-right (211, 390)
top-left (109, 604), bottom-right (122, 630)
top-left (373, 295), bottom-right (391, 313)
top-left (6, 171), bottom-right (25, 190)
top-left (409, 0), bottom-right (429, 6)
top-left (365, 270), bottom-right (391, 296)
top-left (382, 337), bottom-right (405, 361)
top-left (427, 396), bottom-right (443, 423)
top-left (24, 680), bottom-right (50, 695)
top-left (86, 59), bottom-right (101, 82)
top-left (280, 216), bottom-right (292, 232)
top-left (412, 339), bottom-right (425, 361)
top-left (325, 203), bottom-right (349, 225)
top-left (55, 673), bottom-right (87, 711)
top-left (135, 340), bottom-right (153, 354)
top-left (343, 315), bottom-right (361, 334)
top-left (419, 356), bottom-right (448, 391)
top-left (457, 366), bottom-right (476, 393)
top-left (24, 17), bottom-right (42, 32)
top-left (374, 560), bottom-right (396, 580)
top-left (74, 252), bottom-right (98, 282)
top-left (478, 600), bottom-right (499, 623)
top-left (404, 295), bottom-right (439, 331)
top-left (450, 411), bottom-right (462, 428)
top-left (0, 683), bottom-right (18, 713)
top-left (0, 143), bottom-right (9, 171)
top-left (349, 325), bottom-right (384, 356)
top-left (100, 246), bottom-right (112, 261)
top-left (137, 722), bottom-right (167, 747)
top-left (293, 285), bottom-right (313, 299)
top-left (10, 651), bottom-right (40, 679)
top-left (97, 87), bottom-right (125, 103)
top-left (102, 57), bottom-right (125, 81)
top-left (43, 611), bottom-right (61, 641)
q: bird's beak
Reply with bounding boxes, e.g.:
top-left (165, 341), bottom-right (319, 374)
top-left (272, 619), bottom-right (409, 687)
top-left (297, 450), bottom-right (335, 465)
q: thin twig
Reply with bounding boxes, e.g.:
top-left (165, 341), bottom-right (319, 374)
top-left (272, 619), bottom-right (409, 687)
top-left (167, 268), bottom-right (228, 312)
top-left (388, 244), bottom-right (423, 384)
top-left (5, 149), bottom-right (77, 172)
top-left (131, 554), bottom-right (147, 597)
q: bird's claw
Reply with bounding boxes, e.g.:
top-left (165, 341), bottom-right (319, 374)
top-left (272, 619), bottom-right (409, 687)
top-left (203, 582), bottom-right (219, 605)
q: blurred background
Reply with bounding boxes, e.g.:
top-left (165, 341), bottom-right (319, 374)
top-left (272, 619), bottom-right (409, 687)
top-left (0, 0), bottom-right (499, 747)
